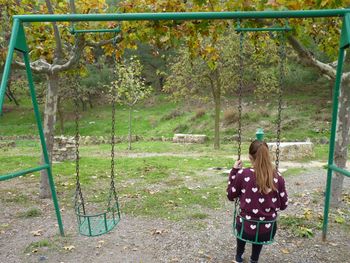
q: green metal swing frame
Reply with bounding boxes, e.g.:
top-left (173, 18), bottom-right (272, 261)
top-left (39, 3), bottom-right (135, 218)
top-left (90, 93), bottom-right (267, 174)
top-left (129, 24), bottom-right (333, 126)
top-left (0, 9), bottom-right (350, 239)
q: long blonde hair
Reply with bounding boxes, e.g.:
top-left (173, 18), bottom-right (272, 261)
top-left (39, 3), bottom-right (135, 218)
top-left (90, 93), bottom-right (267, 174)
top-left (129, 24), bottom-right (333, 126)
top-left (249, 140), bottom-right (277, 194)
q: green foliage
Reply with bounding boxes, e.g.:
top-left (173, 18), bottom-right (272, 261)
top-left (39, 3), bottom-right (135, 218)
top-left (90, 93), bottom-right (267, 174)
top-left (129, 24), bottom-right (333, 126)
top-left (79, 58), bottom-right (114, 100)
top-left (279, 214), bottom-right (316, 238)
top-left (110, 56), bottom-right (152, 107)
top-left (24, 239), bottom-right (52, 253)
top-left (17, 208), bottom-right (42, 218)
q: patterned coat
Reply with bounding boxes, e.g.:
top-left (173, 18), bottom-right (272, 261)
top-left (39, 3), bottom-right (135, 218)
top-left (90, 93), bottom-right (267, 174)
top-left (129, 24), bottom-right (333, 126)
top-left (227, 167), bottom-right (288, 236)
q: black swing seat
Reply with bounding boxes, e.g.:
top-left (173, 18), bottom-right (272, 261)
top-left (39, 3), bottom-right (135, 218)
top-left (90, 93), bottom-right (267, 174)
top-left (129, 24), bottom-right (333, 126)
top-left (76, 201), bottom-right (121, 237)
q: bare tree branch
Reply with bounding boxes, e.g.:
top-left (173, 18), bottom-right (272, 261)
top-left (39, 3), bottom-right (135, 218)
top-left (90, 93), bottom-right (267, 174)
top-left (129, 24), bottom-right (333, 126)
top-left (51, 35), bottom-right (85, 73)
top-left (69, 0), bottom-right (77, 13)
top-left (287, 35), bottom-right (337, 79)
top-left (45, 0), bottom-right (64, 61)
top-left (85, 35), bottom-right (123, 48)
top-left (14, 59), bottom-right (50, 73)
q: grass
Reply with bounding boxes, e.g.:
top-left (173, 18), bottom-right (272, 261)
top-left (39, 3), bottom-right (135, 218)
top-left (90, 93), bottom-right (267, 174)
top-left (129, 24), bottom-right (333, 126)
top-left (17, 208), bottom-right (42, 218)
top-left (24, 239), bottom-right (51, 253)
top-left (0, 142), bottom-right (231, 221)
top-left (283, 168), bottom-right (306, 177)
top-left (279, 214), bottom-right (320, 238)
top-left (0, 85), bottom-right (333, 143)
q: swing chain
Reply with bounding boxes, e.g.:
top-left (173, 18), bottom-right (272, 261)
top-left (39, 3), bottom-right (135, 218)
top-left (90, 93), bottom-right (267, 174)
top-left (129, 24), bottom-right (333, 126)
top-left (237, 31), bottom-right (244, 160)
top-left (275, 30), bottom-right (286, 170)
top-left (107, 36), bottom-right (119, 210)
top-left (73, 81), bottom-right (86, 214)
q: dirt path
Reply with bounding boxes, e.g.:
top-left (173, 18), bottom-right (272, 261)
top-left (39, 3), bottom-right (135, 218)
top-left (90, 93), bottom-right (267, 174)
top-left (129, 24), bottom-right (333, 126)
top-left (0, 165), bottom-right (349, 263)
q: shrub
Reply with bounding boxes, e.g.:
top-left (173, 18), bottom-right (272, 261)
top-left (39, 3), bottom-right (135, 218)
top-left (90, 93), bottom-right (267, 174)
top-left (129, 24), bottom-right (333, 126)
top-left (191, 108), bottom-right (206, 121)
top-left (148, 117), bottom-right (158, 128)
top-left (161, 109), bottom-right (184, 121)
top-left (173, 124), bottom-right (189, 133)
top-left (223, 108), bottom-right (239, 126)
top-left (257, 107), bottom-right (271, 117)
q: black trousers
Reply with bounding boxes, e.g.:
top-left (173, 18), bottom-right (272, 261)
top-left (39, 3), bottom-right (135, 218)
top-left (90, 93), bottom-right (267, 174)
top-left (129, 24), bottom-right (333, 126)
top-left (235, 223), bottom-right (277, 262)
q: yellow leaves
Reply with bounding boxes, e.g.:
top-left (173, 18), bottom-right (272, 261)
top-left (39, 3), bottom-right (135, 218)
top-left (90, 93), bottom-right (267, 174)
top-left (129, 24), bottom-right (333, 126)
top-left (303, 208), bottom-right (313, 220)
top-left (96, 240), bottom-right (105, 248)
top-left (160, 35), bottom-right (170, 43)
top-left (30, 229), bottom-right (43, 236)
top-left (320, 0), bottom-right (331, 7)
top-left (281, 248), bottom-right (290, 254)
top-left (63, 245), bottom-right (75, 251)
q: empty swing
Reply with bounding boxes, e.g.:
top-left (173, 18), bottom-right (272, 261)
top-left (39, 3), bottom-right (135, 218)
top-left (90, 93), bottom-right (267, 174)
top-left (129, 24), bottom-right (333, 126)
top-left (73, 37), bottom-right (121, 237)
top-left (232, 25), bottom-right (287, 245)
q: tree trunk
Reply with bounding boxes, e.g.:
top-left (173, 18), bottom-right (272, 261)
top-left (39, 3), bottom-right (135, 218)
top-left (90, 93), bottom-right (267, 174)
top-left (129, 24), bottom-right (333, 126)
top-left (88, 94), bottom-right (93, 109)
top-left (214, 95), bottom-right (221, 150)
top-left (332, 78), bottom-right (350, 205)
top-left (80, 98), bottom-right (86, 111)
top-left (40, 73), bottom-right (59, 199)
top-left (57, 96), bottom-right (64, 134)
top-left (212, 69), bottom-right (221, 150)
top-left (128, 107), bottom-right (132, 150)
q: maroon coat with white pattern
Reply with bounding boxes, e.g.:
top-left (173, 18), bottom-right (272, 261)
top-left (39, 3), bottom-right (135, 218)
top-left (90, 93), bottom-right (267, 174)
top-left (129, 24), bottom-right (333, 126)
top-left (227, 167), bottom-right (288, 236)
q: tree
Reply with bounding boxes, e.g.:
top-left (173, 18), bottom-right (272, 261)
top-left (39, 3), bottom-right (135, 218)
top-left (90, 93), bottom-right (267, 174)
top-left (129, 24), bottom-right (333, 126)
top-left (0, 0), bottom-right (122, 198)
top-left (120, 0), bottom-right (349, 205)
top-left (110, 56), bottom-right (152, 150)
top-left (164, 30), bottom-right (279, 149)
top-left (1, 0), bottom-right (348, 205)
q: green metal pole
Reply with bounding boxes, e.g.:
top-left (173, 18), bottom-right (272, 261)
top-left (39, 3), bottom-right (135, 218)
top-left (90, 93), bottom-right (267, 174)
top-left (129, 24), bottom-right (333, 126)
top-left (70, 28), bottom-right (121, 34)
top-left (22, 52), bottom-right (65, 237)
top-left (0, 19), bottom-right (20, 115)
top-left (322, 47), bottom-right (345, 241)
top-left (235, 27), bottom-right (292, 32)
top-left (0, 164), bottom-right (50, 181)
top-left (328, 164), bottom-right (350, 177)
top-left (12, 9), bottom-right (350, 23)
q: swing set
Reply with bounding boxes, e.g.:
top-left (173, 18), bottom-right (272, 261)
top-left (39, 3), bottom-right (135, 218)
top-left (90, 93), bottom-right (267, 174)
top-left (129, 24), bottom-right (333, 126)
top-left (0, 9), bottom-right (349, 243)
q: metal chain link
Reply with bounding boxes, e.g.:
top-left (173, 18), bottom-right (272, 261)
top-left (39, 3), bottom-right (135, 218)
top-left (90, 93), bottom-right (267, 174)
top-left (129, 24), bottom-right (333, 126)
top-left (237, 31), bottom-right (244, 161)
top-left (275, 30), bottom-right (286, 170)
top-left (107, 36), bottom-right (119, 210)
top-left (74, 81), bottom-right (85, 214)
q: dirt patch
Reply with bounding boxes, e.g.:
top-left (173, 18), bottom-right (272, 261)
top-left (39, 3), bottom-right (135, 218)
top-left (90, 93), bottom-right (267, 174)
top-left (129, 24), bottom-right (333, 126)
top-left (0, 166), bottom-right (349, 263)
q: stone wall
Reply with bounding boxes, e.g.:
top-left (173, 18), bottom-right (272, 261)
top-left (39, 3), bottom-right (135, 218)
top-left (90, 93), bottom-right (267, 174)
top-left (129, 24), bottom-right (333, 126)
top-left (173, 134), bottom-right (208, 144)
top-left (52, 136), bottom-right (76, 162)
top-left (0, 141), bottom-right (16, 149)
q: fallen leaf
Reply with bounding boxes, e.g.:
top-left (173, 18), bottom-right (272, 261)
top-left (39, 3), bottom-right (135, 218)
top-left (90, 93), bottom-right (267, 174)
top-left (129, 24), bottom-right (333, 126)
top-left (152, 229), bottom-right (163, 235)
top-left (30, 229), bottom-right (42, 236)
top-left (63, 245), bottom-right (75, 251)
top-left (281, 248), bottom-right (290, 254)
top-left (96, 240), bottom-right (105, 248)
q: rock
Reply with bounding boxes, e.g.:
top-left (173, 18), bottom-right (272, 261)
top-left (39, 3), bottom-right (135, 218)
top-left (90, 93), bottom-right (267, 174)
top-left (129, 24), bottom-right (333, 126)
top-left (173, 134), bottom-right (208, 144)
top-left (319, 137), bottom-right (329, 145)
top-left (268, 142), bottom-right (315, 161)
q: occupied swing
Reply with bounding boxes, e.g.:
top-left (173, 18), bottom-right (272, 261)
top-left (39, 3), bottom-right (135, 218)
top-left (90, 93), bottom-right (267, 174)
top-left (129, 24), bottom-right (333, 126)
top-left (72, 28), bottom-right (121, 237)
top-left (231, 23), bottom-right (287, 245)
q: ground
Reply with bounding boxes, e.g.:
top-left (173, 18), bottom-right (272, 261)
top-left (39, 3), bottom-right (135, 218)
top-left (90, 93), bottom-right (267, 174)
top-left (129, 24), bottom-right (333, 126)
top-left (1, 147), bottom-right (349, 263)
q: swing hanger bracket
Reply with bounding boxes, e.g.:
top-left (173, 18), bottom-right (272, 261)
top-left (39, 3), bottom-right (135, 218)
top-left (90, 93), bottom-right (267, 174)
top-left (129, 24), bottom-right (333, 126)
top-left (235, 19), bottom-right (292, 32)
top-left (69, 26), bottom-right (121, 35)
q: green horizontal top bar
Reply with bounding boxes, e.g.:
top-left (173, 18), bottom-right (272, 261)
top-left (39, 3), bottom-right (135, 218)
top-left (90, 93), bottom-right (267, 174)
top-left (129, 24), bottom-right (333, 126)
top-left (70, 28), bottom-right (121, 34)
top-left (13, 9), bottom-right (350, 23)
top-left (328, 164), bottom-right (350, 178)
top-left (0, 164), bottom-right (50, 181)
top-left (236, 27), bottom-right (292, 32)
